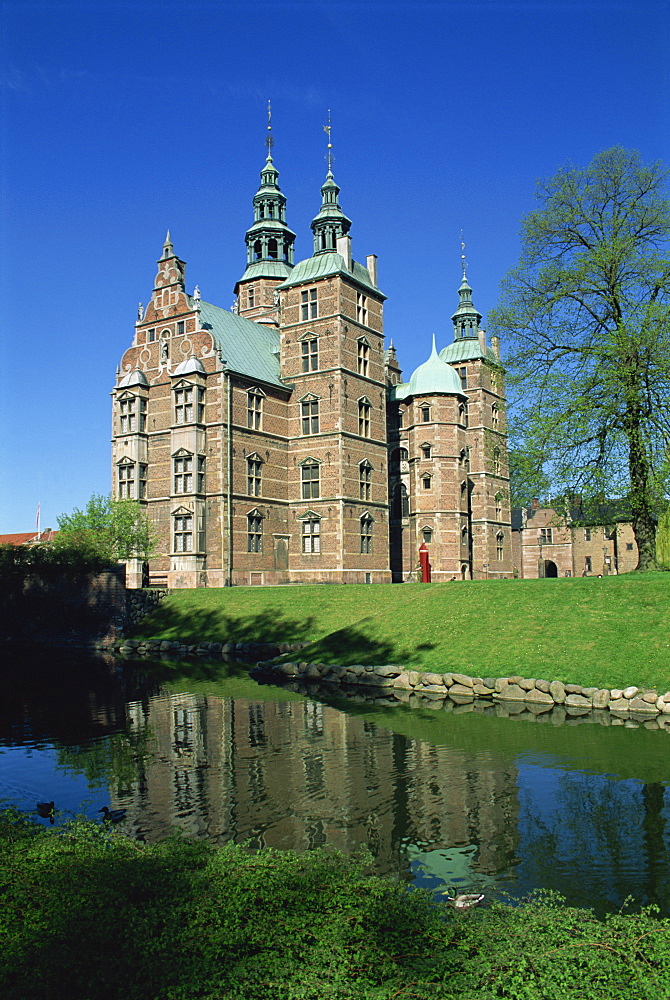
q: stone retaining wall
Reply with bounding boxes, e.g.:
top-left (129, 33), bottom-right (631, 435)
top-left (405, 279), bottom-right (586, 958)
top-left (260, 661), bottom-right (670, 726)
top-left (115, 635), bottom-right (670, 728)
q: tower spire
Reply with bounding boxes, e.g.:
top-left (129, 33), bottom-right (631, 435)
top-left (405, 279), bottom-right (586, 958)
top-left (311, 110), bottom-right (351, 256)
top-left (451, 243), bottom-right (482, 340)
top-left (266, 99), bottom-right (274, 157)
top-left (234, 103), bottom-right (295, 316)
top-left (324, 109), bottom-right (333, 173)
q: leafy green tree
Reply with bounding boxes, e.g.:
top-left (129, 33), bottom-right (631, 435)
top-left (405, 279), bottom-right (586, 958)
top-left (492, 147), bottom-right (670, 569)
top-left (656, 507), bottom-right (670, 568)
top-left (55, 494), bottom-right (154, 562)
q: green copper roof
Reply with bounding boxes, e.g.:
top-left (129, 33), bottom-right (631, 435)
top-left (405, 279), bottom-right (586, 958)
top-left (276, 251), bottom-right (384, 297)
top-left (237, 260), bottom-right (293, 283)
top-left (439, 339), bottom-right (501, 366)
top-left (391, 337), bottom-right (466, 401)
top-left (198, 300), bottom-right (284, 388)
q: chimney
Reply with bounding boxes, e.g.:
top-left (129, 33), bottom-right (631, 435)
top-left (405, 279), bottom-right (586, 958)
top-left (366, 253), bottom-right (378, 286)
top-left (336, 235), bottom-right (352, 269)
top-left (491, 334), bottom-right (501, 359)
top-left (478, 328), bottom-right (487, 354)
top-left (531, 497), bottom-right (539, 510)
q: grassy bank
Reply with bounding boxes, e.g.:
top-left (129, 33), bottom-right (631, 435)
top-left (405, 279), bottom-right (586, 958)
top-left (2, 809), bottom-right (668, 1000)
top-left (132, 574), bottom-right (670, 692)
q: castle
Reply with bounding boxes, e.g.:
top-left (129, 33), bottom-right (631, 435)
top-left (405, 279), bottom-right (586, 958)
top-left (112, 125), bottom-right (512, 588)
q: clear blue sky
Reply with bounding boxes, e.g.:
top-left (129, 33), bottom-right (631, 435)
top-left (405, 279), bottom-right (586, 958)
top-left (1, 0), bottom-right (668, 532)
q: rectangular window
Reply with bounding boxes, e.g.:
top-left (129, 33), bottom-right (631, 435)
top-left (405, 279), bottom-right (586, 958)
top-left (174, 514), bottom-right (193, 552)
top-left (357, 292), bottom-right (368, 325)
top-left (138, 464), bottom-right (148, 500)
top-left (301, 399), bottom-right (319, 435)
top-left (540, 527), bottom-right (553, 544)
top-left (301, 463), bottom-right (320, 499)
top-left (301, 338), bottom-right (318, 372)
top-left (119, 398), bottom-right (136, 434)
top-left (302, 518), bottom-right (321, 553)
top-left (585, 556), bottom-right (592, 572)
top-left (248, 287), bottom-right (255, 308)
top-left (118, 463), bottom-right (135, 499)
top-left (301, 288), bottom-right (317, 321)
top-left (422, 444), bottom-right (431, 459)
top-left (459, 402), bottom-right (469, 427)
top-left (422, 475), bottom-right (431, 490)
top-left (357, 339), bottom-right (369, 376)
top-left (359, 463), bottom-right (371, 500)
top-left (138, 398), bottom-right (147, 432)
top-left (310, 288), bottom-right (317, 318)
top-left (247, 457), bottom-right (262, 497)
top-left (491, 404), bottom-right (499, 429)
top-left (626, 542), bottom-right (634, 551)
top-left (458, 366), bottom-right (467, 390)
top-left (177, 321), bottom-right (185, 335)
top-left (196, 456), bottom-right (205, 493)
top-left (148, 328), bottom-right (156, 342)
top-left (247, 513), bottom-right (262, 553)
top-left (174, 386), bottom-right (202, 424)
top-left (247, 391), bottom-right (262, 430)
top-left (358, 400), bottom-right (371, 438)
top-left (421, 406), bottom-right (430, 422)
top-left (584, 528), bottom-right (591, 541)
top-left (360, 516), bottom-right (373, 554)
top-left (497, 533), bottom-right (504, 561)
top-left (174, 455), bottom-right (193, 494)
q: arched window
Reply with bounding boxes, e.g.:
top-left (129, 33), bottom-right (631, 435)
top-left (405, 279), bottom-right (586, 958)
top-left (392, 483), bottom-right (409, 519)
top-left (254, 240), bottom-right (262, 261)
top-left (358, 398), bottom-right (371, 438)
top-left (268, 238), bottom-right (278, 260)
top-left (493, 447), bottom-right (501, 475)
top-left (496, 531), bottom-right (505, 561)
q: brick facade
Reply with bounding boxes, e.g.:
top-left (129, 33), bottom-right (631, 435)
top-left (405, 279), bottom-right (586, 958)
top-left (512, 503), bottom-right (640, 578)
top-left (112, 154), bottom-right (512, 588)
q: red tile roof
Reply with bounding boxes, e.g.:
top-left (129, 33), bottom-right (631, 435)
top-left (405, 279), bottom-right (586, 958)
top-left (0, 530), bottom-right (58, 545)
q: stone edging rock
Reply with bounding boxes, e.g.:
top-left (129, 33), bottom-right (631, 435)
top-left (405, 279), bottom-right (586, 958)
top-left (114, 638), bottom-right (670, 728)
top-left (259, 660), bottom-right (670, 725)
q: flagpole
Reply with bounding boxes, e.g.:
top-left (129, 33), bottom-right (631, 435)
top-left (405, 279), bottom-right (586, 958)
top-left (36, 502), bottom-right (41, 540)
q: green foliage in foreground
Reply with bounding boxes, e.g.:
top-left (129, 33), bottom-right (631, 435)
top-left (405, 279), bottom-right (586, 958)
top-left (2, 809), bottom-right (669, 1000)
top-left (132, 574), bottom-right (670, 692)
top-left (56, 492), bottom-right (154, 562)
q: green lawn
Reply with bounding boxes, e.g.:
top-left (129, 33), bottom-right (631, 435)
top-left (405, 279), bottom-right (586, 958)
top-left (131, 573), bottom-right (670, 692)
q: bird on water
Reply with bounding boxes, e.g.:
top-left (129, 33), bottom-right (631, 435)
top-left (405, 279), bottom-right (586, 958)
top-left (36, 802), bottom-right (55, 824)
top-left (442, 889), bottom-right (485, 911)
top-left (99, 806), bottom-right (127, 823)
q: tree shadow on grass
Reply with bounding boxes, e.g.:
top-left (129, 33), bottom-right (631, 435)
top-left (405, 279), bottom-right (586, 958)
top-left (130, 605), bottom-right (317, 645)
top-left (304, 619), bottom-right (435, 667)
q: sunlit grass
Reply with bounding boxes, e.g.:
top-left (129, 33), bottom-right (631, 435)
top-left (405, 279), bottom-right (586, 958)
top-left (132, 574), bottom-right (670, 691)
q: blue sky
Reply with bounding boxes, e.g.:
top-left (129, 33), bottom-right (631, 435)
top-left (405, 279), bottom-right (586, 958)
top-left (1, 0), bottom-right (668, 532)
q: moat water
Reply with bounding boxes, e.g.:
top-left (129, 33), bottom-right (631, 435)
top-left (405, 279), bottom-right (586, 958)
top-left (2, 644), bottom-right (670, 918)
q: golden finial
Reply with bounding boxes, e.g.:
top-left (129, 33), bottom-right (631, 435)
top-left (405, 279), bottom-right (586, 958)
top-left (266, 99), bottom-right (274, 155)
top-left (460, 231), bottom-right (467, 279)
top-left (324, 109), bottom-right (333, 172)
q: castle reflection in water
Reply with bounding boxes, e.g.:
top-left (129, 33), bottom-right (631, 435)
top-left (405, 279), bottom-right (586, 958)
top-left (122, 691), bottom-right (519, 881)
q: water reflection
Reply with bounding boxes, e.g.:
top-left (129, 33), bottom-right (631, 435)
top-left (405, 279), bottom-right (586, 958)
top-left (1, 644), bottom-right (669, 917)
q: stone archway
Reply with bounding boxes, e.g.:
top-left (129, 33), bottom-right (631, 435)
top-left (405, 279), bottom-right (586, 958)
top-left (544, 559), bottom-right (558, 578)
